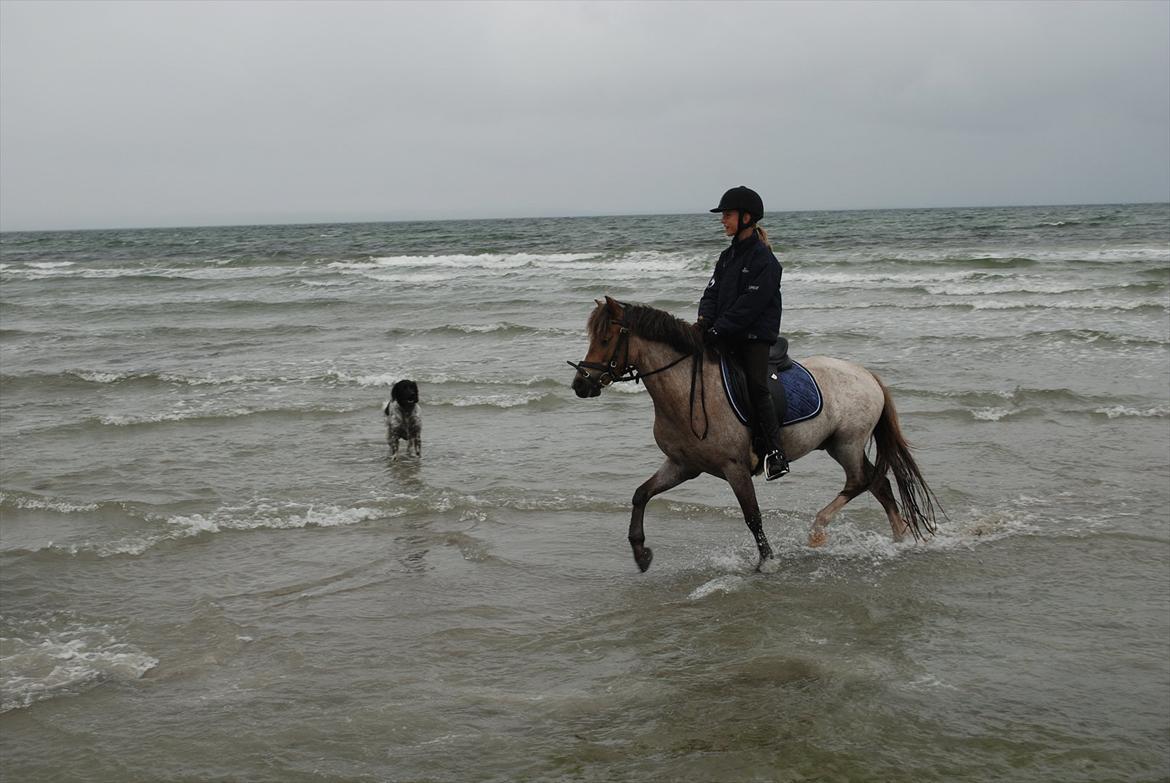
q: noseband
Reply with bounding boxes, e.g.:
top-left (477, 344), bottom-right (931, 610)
top-left (567, 324), bottom-right (636, 387)
top-left (568, 322), bottom-right (695, 387)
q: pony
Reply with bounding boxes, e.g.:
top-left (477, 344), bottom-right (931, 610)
top-left (569, 297), bottom-right (940, 572)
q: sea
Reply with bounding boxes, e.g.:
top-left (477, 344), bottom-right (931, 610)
top-left (1, 203), bottom-right (1168, 782)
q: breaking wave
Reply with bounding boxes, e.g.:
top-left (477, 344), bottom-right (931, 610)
top-left (0, 614), bottom-right (158, 713)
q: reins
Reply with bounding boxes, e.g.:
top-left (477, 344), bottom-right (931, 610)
top-left (568, 322), bottom-right (710, 440)
top-left (688, 347), bottom-right (710, 440)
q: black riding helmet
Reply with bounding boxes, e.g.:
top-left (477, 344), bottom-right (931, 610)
top-left (710, 186), bottom-right (764, 231)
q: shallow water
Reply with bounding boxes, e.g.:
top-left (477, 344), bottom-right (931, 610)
top-left (2, 205), bottom-right (1168, 781)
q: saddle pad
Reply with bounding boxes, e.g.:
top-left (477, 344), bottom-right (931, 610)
top-left (720, 356), bottom-right (824, 428)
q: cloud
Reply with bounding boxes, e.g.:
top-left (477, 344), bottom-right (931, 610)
top-left (1, 0), bottom-right (1167, 230)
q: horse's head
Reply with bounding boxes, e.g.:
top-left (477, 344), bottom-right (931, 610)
top-left (569, 296), bottom-right (631, 398)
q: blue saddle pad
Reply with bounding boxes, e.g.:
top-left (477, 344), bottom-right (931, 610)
top-left (720, 356), bottom-right (824, 428)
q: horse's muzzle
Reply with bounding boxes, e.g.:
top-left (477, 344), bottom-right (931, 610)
top-left (571, 373), bottom-right (602, 398)
top-left (569, 361), bottom-right (603, 398)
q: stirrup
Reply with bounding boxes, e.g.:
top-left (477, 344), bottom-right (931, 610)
top-left (765, 450), bottom-right (790, 481)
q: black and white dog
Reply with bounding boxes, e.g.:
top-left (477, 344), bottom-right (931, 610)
top-left (383, 379), bottom-right (422, 459)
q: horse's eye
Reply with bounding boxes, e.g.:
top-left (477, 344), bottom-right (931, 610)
top-left (600, 339), bottom-right (609, 347)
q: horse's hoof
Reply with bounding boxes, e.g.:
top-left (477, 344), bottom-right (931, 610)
top-left (635, 547), bottom-right (654, 573)
top-left (753, 543), bottom-right (772, 573)
top-left (808, 529), bottom-right (828, 548)
top-left (757, 555), bottom-right (780, 575)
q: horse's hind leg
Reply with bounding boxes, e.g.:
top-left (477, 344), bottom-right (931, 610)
top-left (870, 472), bottom-right (909, 541)
top-left (629, 459), bottom-right (699, 572)
top-left (809, 439), bottom-right (868, 547)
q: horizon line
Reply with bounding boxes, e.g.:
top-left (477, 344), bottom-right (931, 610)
top-left (1, 199), bottom-right (1167, 234)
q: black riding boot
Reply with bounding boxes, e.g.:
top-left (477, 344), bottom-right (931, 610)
top-left (739, 341), bottom-right (790, 480)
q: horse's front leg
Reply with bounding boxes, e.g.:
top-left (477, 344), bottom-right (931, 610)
top-left (724, 464), bottom-right (774, 571)
top-left (629, 459), bottom-right (698, 572)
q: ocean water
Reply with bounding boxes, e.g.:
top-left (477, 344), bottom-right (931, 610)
top-left (1, 204), bottom-right (1168, 782)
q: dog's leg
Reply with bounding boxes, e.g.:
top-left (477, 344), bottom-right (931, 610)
top-left (411, 436), bottom-right (421, 457)
top-left (389, 438), bottom-right (400, 461)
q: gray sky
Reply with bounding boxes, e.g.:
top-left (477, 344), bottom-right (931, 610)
top-left (1, 0), bottom-right (1168, 231)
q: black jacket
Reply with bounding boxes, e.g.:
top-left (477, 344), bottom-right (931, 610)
top-left (697, 231), bottom-right (783, 343)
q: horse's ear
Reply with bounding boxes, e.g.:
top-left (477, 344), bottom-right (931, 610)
top-left (604, 296), bottom-right (623, 318)
top-left (594, 298), bottom-right (604, 308)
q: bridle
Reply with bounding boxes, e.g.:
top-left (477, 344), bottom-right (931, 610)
top-left (566, 323), bottom-right (633, 387)
top-left (567, 320), bottom-right (709, 438)
top-left (567, 321), bottom-right (690, 388)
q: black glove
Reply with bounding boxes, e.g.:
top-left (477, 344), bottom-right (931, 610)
top-left (702, 327), bottom-right (721, 351)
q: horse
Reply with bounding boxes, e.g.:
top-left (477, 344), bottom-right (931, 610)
top-left (569, 296), bottom-right (940, 573)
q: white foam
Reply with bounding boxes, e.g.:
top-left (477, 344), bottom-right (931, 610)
top-left (972, 407), bottom-right (1015, 421)
top-left (166, 503), bottom-right (387, 535)
top-left (75, 370), bottom-right (129, 384)
top-left (546, 251), bottom-right (700, 275)
top-left (0, 621), bottom-right (157, 712)
top-left (329, 251), bottom-right (603, 282)
top-left (332, 371), bottom-right (399, 387)
top-left (0, 263), bottom-right (290, 282)
top-left (681, 504), bottom-right (1045, 575)
top-left (67, 370), bottom-right (271, 387)
top-left (447, 391), bottom-right (553, 408)
top-left (0, 493), bottom-right (98, 513)
top-left (26, 261), bottom-right (76, 269)
top-left (99, 408), bottom-right (254, 426)
top-left (905, 674), bottom-right (958, 691)
top-left (934, 505), bottom-right (1044, 544)
top-left (333, 252), bottom-right (598, 272)
top-left (362, 271), bottom-right (458, 284)
top-left (328, 370), bottom-right (555, 388)
top-left (28, 503), bottom-right (397, 559)
top-left (1096, 405), bottom-right (1170, 419)
top-left (798, 526), bottom-right (906, 565)
top-left (325, 250), bottom-right (701, 284)
top-left (157, 372), bottom-right (254, 386)
top-left (687, 574), bottom-right (747, 601)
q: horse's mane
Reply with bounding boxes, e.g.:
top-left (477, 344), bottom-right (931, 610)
top-left (588, 301), bottom-right (704, 356)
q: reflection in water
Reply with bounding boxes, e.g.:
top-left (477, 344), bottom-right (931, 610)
top-left (386, 455), bottom-right (424, 491)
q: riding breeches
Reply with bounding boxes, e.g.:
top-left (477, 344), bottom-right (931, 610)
top-left (728, 340), bottom-right (786, 453)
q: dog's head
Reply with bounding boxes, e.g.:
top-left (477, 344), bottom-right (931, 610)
top-left (390, 379), bottom-right (419, 412)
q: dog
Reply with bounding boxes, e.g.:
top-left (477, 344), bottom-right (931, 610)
top-left (383, 379), bottom-right (422, 459)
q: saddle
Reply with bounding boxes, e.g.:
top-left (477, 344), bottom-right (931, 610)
top-left (718, 337), bottom-right (824, 431)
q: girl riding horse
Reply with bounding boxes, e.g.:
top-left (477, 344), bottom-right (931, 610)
top-left (697, 186), bottom-right (790, 481)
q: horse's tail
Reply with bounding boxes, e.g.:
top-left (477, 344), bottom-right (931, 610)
top-left (869, 372), bottom-right (942, 541)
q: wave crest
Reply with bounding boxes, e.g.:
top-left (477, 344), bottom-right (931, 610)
top-left (0, 615), bottom-right (157, 713)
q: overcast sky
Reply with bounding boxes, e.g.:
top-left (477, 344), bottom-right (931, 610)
top-left (1, 0), bottom-right (1168, 231)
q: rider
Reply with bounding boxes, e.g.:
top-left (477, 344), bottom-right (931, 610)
top-left (696, 185), bottom-right (790, 480)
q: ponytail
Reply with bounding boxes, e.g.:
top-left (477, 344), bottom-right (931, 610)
top-left (755, 224), bottom-right (771, 249)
